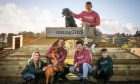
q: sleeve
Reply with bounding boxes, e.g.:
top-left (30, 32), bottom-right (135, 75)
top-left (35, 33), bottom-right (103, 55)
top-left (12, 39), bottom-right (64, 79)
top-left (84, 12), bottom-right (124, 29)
top-left (71, 12), bottom-right (83, 19)
top-left (74, 52), bottom-right (78, 64)
top-left (22, 64), bottom-right (29, 74)
top-left (77, 50), bottom-right (91, 65)
top-left (94, 13), bottom-right (100, 27)
top-left (41, 61), bottom-right (47, 67)
top-left (96, 59), bottom-right (101, 71)
top-left (58, 49), bottom-right (67, 63)
top-left (28, 63), bottom-right (43, 74)
top-left (90, 13), bottom-right (100, 27)
top-left (45, 47), bottom-right (53, 59)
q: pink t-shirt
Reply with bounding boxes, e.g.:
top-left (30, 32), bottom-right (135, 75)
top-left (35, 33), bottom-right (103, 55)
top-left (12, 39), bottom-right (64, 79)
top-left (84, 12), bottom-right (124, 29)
top-left (46, 47), bottom-right (67, 63)
top-left (72, 10), bottom-right (100, 27)
top-left (74, 48), bottom-right (92, 65)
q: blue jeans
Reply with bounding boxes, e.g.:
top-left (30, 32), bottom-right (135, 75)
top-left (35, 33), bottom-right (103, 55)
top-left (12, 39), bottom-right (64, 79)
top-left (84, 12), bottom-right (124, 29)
top-left (69, 63), bottom-right (93, 79)
top-left (22, 73), bottom-right (35, 80)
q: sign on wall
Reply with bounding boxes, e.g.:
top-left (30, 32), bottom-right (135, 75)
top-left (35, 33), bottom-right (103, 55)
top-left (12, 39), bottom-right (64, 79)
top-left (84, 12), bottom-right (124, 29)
top-left (46, 27), bottom-right (94, 37)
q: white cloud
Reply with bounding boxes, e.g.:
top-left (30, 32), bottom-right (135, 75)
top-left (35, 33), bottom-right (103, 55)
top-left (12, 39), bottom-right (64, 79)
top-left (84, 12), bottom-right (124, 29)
top-left (0, 3), bottom-right (139, 34)
top-left (100, 18), bottom-right (139, 34)
top-left (0, 3), bottom-right (65, 33)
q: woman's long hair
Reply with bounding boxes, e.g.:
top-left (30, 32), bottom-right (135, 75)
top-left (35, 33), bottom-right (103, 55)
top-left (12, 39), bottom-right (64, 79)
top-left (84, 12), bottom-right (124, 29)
top-left (32, 51), bottom-right (41, 69)
top-left (52, 38), bottom-right (65, 47)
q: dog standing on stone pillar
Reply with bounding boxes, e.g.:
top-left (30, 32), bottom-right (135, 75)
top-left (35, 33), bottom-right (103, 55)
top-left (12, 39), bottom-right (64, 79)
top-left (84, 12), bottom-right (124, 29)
top-left (62, 8), bottom-right (77, 27)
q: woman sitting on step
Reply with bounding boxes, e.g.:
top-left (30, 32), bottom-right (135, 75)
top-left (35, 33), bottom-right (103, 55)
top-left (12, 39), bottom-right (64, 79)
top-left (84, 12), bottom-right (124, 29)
top-left (21, 51), bottom-right (47, 84)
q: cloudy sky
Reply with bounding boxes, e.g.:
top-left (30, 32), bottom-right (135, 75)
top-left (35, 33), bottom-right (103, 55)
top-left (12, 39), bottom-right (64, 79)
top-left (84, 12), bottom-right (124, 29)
top-left (0, 0), bottom-right (140, 34)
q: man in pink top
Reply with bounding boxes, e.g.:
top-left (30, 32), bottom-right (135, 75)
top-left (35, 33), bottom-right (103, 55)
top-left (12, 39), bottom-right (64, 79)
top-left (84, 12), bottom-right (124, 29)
top-left (72, 1), bottom-right (102, 53)
top-left (46, 39), bottom-right (67, 65)
top-left (45, 39), bottom-right (69, 81)
top-left (69, 40), bottom-right (93, 84)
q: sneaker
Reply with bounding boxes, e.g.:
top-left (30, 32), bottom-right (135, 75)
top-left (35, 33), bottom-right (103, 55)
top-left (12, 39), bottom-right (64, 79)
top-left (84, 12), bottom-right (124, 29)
top-left (90, 44), bottom-right (96, 53)
top-left (82, 79), bottom-right (88, 84)
top-left (84, 38), bottom-right (88, 44)
top-left (103, 79), bottom-right (109, 84)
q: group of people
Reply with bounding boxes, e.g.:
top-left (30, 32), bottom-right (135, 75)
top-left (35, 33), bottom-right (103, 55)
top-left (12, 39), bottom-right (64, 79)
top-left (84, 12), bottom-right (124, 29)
top-left (22, 39), bottom-right (113, 84)
top-left (22, 1), bottom-right (113, 84)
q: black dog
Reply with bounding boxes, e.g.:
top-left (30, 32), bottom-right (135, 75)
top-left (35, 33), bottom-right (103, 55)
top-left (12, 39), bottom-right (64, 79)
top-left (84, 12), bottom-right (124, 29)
top-left (62, 8), bottom-right (77, 27)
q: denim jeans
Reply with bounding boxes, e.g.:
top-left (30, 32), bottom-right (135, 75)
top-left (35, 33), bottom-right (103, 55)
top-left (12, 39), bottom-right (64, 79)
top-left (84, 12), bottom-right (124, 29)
top-left (82, 23), bottom-right (102, 46)
top-left (69, 63), bottom-right (93, 79)
top-left (22, 73), bottom-right (35, 80)
top-left (22, 72), bottom-right (45, 84)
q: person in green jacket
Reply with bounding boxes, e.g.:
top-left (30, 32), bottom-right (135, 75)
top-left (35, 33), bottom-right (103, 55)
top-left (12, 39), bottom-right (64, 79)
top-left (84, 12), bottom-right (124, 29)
top-left (93, 48), bottom-right (113, 84)
top-left (21, 51), bottom-right (47, 83)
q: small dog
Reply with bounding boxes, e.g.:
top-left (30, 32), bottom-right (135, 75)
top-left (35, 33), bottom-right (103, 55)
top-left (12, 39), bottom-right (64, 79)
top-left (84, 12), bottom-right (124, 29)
top-left (62, 8), bottom-right (77, 27)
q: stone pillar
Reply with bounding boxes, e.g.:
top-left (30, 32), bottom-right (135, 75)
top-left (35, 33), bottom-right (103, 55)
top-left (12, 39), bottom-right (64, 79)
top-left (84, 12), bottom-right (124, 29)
top-left (12, 35), bottom-right (23, 49)
top-left (20, 35), bottom-right (23, 48)
top-left (12, 36), bottom-right (15, 49)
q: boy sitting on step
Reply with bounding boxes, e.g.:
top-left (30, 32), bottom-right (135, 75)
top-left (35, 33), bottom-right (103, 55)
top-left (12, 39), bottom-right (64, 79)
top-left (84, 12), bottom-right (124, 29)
top-left (93, 48), bottom-right (113, 84)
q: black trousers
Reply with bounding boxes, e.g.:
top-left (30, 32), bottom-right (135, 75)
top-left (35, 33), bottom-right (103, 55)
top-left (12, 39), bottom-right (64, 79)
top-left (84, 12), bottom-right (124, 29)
top-left (93, 69), bottom-right (113, 81)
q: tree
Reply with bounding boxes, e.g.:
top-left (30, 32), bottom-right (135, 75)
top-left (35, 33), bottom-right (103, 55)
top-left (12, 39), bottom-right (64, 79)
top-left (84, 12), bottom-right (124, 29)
top-left (135, 30), bottom-right (140, 37)
top-left (7, 33), bottom-right (14, 47)
top-left (121, 33), bottom-right (126, 37)
top-left (0, 33), bottom-right (6, 42)
top-left (18, 31), bottom-right (34, 37)
top-left (139, 31), bottom-right (140, 36)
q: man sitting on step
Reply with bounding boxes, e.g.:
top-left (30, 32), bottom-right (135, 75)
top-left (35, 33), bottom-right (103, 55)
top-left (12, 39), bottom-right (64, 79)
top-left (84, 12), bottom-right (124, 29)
top-left (69, 40), bottom-right (93, 84)
top-left (92, 48), bottom-right (113, 84)
top-left (45, 38), bottom-right (69, 82)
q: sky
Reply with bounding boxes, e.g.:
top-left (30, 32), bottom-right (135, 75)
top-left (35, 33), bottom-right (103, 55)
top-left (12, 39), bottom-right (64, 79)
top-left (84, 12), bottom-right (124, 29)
top-left (0, 0), bottom-right (140, 34)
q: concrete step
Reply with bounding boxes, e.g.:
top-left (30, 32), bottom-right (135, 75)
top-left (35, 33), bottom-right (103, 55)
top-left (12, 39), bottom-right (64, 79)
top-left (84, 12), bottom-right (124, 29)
top-left (1, 64), bottom-right (140, 77)
top-left (1, 69), bottom-right (140, 77)
top-left (7, 51), bottom-right (140, 59)
top-left (0, 72), bottom-right (140, 82)
top-left (9, 47), bottom-right (128, 55)
top-left (67, 75), bottom-right (140, 82)
top-left (1, 63), bottom-right (140, 70)
top-left (65, 58), bottom-right (140, 65)
top-left (1, 57), bottom-right (140, 65)
top-left (7, 44), bottom-right (129, 55)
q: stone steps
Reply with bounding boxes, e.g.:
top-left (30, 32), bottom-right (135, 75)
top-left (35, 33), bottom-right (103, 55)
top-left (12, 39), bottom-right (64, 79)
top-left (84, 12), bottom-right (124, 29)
top-left (7, 51), bottom-right (139, 58)
top-left (0, 37), bottom-right (140, 83)
top-left (1, 58), bottom-right (140, 65)
top-left (1, 75), bottom-right (139, 83)
top-left (1, 64), bottom-right (140, 70)
top-left (0, 76), bottom-right (140, 84)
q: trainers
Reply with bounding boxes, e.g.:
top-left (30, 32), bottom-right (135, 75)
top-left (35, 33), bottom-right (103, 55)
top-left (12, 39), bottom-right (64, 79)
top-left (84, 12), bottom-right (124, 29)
top-left (84, 38), bottom-right (88, 44)
top-left (90, 44), bottom-right (96, 53)
top-left (82, 79), bottom-right (88, 84)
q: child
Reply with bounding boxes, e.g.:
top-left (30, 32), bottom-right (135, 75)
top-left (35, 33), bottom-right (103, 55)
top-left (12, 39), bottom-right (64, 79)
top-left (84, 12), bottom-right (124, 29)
top-left (93, 48), bottom-right (113, 84)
